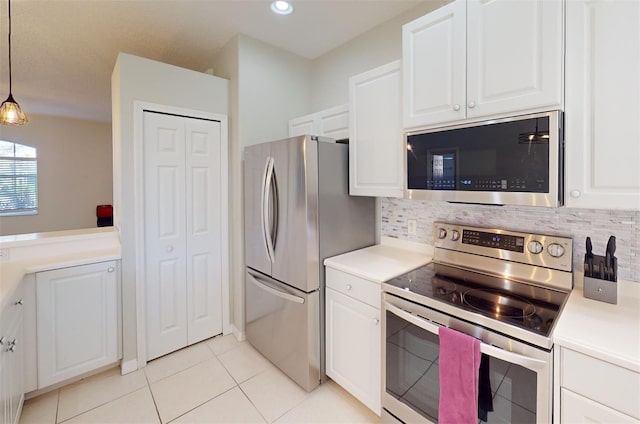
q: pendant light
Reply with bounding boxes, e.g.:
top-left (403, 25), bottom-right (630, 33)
top-left (0, 0), bottom-right (28, 125)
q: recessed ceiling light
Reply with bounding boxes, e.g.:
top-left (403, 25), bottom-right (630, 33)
top-left (271, 0), bottom-right (293, 15)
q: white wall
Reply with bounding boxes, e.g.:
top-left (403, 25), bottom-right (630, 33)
top-left (212, 34), bottom-right (312, 338)
top-left (310, 1), bottom-right (448, 111)
top-left (237, 34), bottom-right (312, 146)
top-left (111, 52), bottom-right (229, 366)
top-left (0, 115), bottom-right (112, 236)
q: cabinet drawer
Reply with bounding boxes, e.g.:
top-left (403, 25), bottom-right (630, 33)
top-left (561, 388), bottom-right (639, 424)
top-left (561, 348), bottom-right (640, 419)
top-left (325, 267), bottom-right (380, 309)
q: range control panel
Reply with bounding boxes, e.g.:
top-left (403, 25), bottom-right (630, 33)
top-left (433, 222), bottom-right (573, 272)
top-left (462, 230), bottom-right (525, 253)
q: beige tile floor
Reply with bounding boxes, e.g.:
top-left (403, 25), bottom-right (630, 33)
top-left (19, 334), bottom-right (380, 424)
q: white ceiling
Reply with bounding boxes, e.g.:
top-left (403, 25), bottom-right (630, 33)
top-left (0, 0), bottom-right (422, 122)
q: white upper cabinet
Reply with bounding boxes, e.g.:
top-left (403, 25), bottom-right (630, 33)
top-left (349, 60), bottom-right (403, 198)
top-left (288, 104), bottom-right (349, 140)
top-left (403, 0), bottom-right (466, 128)
top-left (403, 0), bottom-right (563, 129)
top-left (565, 0), bottom-right (640, 210)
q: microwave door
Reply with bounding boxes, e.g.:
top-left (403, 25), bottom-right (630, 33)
top-left (244, 142), bottom-right (273, 276)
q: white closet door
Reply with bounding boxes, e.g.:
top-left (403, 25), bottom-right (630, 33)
top-left (144, 112), bottom-right (188, 361)
top-left (185, 118), bottom-right (223, 344)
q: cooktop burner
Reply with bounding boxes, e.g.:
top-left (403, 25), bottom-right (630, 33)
top-left (385, 262), bottom-right (567, 338)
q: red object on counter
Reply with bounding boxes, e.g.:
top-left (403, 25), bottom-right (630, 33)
top-left (96, 204), bottom-right (113, 218)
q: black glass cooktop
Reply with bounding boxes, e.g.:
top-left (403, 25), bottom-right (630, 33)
top-left (385, 263), bottom-right (568, 337)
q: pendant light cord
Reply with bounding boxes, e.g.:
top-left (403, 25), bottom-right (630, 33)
top-left (7, 0), bottom-right (12, 94)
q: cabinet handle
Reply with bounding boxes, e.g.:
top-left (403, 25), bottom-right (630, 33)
top-left (6, 338), bottom-right (16, 352)
top-left (346, 284), bottom-right (352, 291)
top-left (373, 318), bottom-right (380, 325)
top-left (0, 336), bottom-right (5, 345)
top-left (570, 190), bottom-right (581, 198)
top-left (453, 104), bottom-right (460, 111)
top-left (468, 101), bottom-right (476, 108)
top-left (14, 299), bottom-right (23, 306)
top-left (166, 245), bottom-right (174, 253)
top-left (107, 267), bottom-right (115, 273)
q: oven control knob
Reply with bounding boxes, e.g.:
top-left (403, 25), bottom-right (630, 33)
top-left (450, 230), bottom-right (460, 241)
top-left (527, 240), bottom-right (543, 254)
top-left (437, 228), bottom-right (447, 239)
top-left (547, 243), bottom-right (565, 258)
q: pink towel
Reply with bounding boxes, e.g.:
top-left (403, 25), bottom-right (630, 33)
top-left (438, 327), bottom-right (481, 424)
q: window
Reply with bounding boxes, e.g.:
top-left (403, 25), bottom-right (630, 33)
top-left (0, 140), bottom-right (38, 216)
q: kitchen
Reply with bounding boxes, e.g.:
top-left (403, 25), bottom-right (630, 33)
top-left (0, 0), bottom-right (639, 423)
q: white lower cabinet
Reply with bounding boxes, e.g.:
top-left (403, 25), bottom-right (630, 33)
top-left (555, 346), bottom-right (640, 423)
top-left (36, 261), bottom-right (120, 388)
top-left (1, 284), bottom-right (24, 424)
top-left (562, 389), bottom-right (639, 424)
top-left (325, 267), bottom-right (380, 415)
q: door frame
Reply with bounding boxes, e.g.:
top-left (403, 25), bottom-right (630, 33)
top-left (133, 101), bottom-right (230, 370)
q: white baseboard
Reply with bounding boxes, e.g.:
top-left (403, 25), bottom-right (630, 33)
top-left (232, 324), bottom-right (246, 342)
top-left (120, 358), bottom-right (139, 375)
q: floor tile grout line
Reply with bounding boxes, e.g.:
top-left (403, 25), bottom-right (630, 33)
top-left (54, 389), bottom-right (60, 424)
top-left (143, 368), bottom-right (164, 424)
top-left (237, 383), bottom-right (270, 424)
top-left (165, 385), bottom-right (242, 423)
top-left (55, 377), bottom-right (148, 423)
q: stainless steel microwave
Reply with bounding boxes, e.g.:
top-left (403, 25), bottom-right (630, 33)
top-left (405, 111), bottom-right (563, 207)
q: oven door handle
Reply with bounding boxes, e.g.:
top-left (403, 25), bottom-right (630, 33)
top-left (385, 301), bottom-right (548, 372)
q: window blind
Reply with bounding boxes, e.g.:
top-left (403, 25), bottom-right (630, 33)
top-left (0, 140), bottom-right (38, 215)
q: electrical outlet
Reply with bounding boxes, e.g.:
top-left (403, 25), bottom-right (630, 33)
top-left (0, 248), bottom-right (9, 261)
top-left (407, 219), bottom-right (417, 236)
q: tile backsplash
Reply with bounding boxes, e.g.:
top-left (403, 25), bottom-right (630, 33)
top-left (381, 199), bottom-right (639, 282)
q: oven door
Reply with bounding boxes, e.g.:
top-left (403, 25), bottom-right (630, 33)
top-left (382, 293), bottom-right (552, 424)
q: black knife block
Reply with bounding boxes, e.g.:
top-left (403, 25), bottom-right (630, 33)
top-left (583, 254), bottom-right (618, 305)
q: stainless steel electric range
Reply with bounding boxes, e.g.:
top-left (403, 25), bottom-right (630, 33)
top-left (382, 222), bottom-right (573, 424)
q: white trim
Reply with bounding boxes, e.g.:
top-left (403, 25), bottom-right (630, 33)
top-left (133, 101), bottom-right (231, 369)
top-left (120, 358), bottom-right (138, 375)
top-left (232, 324), bottom-right (246, 342)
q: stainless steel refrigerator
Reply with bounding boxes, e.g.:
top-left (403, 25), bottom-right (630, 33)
top-left (243, 135), bottom-right (375, 392)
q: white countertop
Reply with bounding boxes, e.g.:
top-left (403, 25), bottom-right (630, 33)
top-left (554, 274), bottom-right (640, 373)
top-left (0, 227), bottom-right (121, 311)
top-left (324, 236), bottom-right (433, 283)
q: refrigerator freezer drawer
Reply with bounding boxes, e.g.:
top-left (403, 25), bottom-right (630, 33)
top-left (245, 268), bottom-right (320, 392)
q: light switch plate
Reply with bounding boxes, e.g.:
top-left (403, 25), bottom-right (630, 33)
top-left (0, 248), bottom-right (9, 261)
top-left (408, 219), bottom-right (417, 236)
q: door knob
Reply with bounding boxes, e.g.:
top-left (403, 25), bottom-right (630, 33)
top-left (453, 104), bottom-right (460, 111)
top-left (14, 299), bottom-right (23, 306)
top-left (346, 284), bottom-right (352, 291)
top-left (468, 101), bottom-right (476, 108)
top-left (570, 190), bottom-right (581, 198)
top-left (107, 267), bottom-right (115, 273)
top-left (166, 245), bottom-right (174, 253)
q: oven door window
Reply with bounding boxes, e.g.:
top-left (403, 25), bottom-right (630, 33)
top-left (385, 310), bottom-right (538, 423)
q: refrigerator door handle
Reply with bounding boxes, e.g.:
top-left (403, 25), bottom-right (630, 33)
top-left (261, 156), bottom-right (275, 263)
top-left (247, 269), bottom-right (305, 304)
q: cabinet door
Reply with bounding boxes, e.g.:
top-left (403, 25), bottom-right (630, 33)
top-left (561, 389), bottom-right (639, 424)
top-left (466, 0), bottom-right (563, 119)
top-left (317, 104), bottom-right (349, 140)
top-left (565, 0), bottom-right (640, 210)
top-left (288, 115), bottom-right (316, 137)
top-left (326, 287), bottom-right (381, 415)
top-left (403, 0), bottom-right (466, 128)
top-left (36, 261), bottom-right (119, 388)
top-left (349, 60), bottom-right (404, 197)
